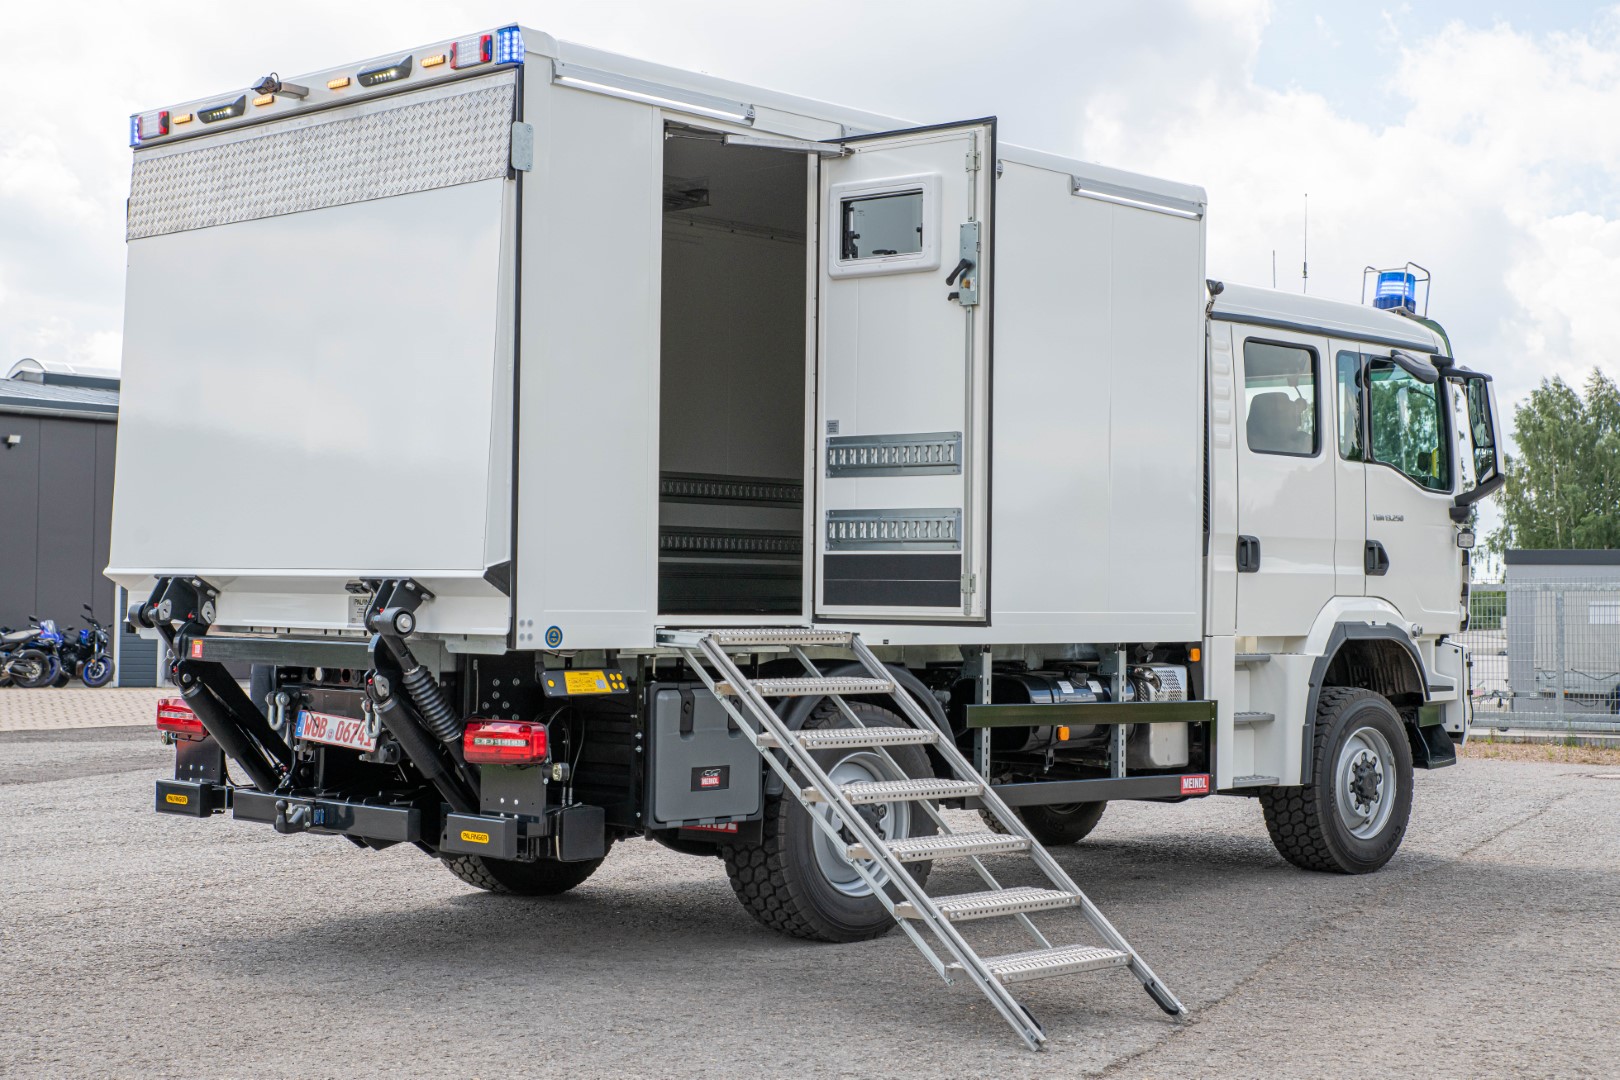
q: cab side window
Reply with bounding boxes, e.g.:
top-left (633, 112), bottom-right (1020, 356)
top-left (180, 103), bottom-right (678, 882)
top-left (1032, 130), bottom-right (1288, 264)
top-left (1367, 359), bottom-right (1450, 491)
top-left (1335, 351), bottom-right (1364, 461)
top-left (1243, 341), bottom-right (1318, 456)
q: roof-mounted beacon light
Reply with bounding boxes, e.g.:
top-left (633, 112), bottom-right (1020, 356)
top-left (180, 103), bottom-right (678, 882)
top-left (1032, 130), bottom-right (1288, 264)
top-left (1361, 262), bottom-right (1431, 317)
top-left (495, 25), bottom-right (526, 65)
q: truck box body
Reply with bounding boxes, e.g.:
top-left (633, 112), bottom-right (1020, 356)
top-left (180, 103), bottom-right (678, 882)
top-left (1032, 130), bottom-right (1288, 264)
top-left (109, 28), bottom-right (1207, 650)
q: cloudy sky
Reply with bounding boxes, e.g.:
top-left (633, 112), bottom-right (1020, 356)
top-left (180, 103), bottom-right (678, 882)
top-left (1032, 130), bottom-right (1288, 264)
top-left (2, 0), bottom-right (1616, 423)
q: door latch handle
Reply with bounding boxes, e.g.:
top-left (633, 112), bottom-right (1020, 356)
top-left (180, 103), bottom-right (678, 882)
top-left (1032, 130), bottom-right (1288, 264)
top-left (945, 257), bottom-right (974, 286)
top-left (1236, 535), bottom-right (1261, 573)
top-left (1365, 540), bottom-right (1390, 576)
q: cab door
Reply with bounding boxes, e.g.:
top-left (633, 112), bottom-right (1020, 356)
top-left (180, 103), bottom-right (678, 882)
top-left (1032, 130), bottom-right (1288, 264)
top-left (1360, 354), bottom-right (1464, 630)
top-left (813, 120), bottom-right (993, 621)
top-left (1234, 330), bottom-right (1337, 636)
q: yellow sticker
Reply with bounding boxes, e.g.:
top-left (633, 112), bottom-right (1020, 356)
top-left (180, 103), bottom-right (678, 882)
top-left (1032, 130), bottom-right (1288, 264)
top-left (165, 793), bottom-right (189, 806)
top-left (460, 830), bottom-right (490, 845)
top-left (564, 670), bottom-right (612, 695)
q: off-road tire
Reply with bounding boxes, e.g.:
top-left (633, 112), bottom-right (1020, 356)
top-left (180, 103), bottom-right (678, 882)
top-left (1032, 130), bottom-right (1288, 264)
top-left (721, 701), bottom-right (936, 943)
top-left (442, 851), bottom-right (606, 896)
top-left (1260, 686), bottom-right (1413, 874)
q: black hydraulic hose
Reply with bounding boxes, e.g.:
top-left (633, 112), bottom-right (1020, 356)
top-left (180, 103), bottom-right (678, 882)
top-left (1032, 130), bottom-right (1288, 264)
top-left (399, 662), bottom-right (461, 743)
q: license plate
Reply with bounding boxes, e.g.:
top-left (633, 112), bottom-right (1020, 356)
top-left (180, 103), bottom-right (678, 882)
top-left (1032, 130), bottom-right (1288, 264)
top-left (295, 709), bottom-right (376, 753)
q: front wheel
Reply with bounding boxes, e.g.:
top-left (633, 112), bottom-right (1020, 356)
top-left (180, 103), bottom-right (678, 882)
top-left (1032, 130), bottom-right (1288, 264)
top-left (721, 701), bottom-right (936, 942)
top-left (80, 656), bottom-right (114, 688)
top-left (1260, 687), bottom-right (1414, 874)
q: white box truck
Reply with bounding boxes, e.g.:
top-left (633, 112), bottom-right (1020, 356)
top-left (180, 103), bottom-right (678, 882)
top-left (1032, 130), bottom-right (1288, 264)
top-left (115, 25), bottom-right (1504, 1049)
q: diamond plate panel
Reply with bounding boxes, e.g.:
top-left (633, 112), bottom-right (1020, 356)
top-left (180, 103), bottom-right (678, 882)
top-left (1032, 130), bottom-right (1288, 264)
top-left (128, 83), bottom-right (515, 240)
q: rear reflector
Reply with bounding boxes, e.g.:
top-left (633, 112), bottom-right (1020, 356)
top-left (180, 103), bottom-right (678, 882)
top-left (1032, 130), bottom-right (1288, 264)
top-left (463, 720), bottom-right (547, 765)
top-left (156, 698), bottom-right (207, 739)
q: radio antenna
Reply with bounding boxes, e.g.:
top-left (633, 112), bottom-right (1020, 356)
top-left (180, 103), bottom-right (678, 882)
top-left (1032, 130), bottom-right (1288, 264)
top-left (1302, 193), bottom-right (1309, 294)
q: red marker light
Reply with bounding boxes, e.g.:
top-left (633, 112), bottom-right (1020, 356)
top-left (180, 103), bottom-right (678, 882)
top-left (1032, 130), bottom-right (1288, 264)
top-left (156, 698), bottom-right (207, 739)
top-left (463, 720), bottom-right (547, 765)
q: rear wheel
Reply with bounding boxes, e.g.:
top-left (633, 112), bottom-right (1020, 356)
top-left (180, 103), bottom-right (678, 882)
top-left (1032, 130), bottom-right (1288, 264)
top-left (11, 650), bottom-right (52, 689)
top-left (1260, 687), bottom-right (1413, 874)
top-left (1016, 801), bottom-right (1107, 846)
top-left (442, 851), bottom-right (607, 896)
top-left (721, 701), bottom-right (936, 943)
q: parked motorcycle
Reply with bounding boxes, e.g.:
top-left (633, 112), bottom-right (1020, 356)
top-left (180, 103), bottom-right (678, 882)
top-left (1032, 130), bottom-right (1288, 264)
top-left (60, 606), bottom-right (115, 688)
top-left (0, 619), bottom-right (60, 688)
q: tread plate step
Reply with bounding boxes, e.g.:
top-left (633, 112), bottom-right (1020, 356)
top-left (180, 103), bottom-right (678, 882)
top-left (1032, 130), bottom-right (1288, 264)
top-left (1229, 774), bottom-right (1279, 787)
top-left (847, 830), bottom-right (1029, 863)
top-left (716, 675), bottom-right (895, 698)
top-left (703, 628), bottom-right (855, 648)
top-left (897, 886), bottom-right (1078, 923)
top-left (1233, 711), bottom-right (1275, 727)
top-left (762, 727), bottom-right (936, 750)
top-left (1234, 652), bottom-right (1271, 665)
top-left (957, 943), bottom-right (1131, 985)
top-left (806, 777), bottom-right (982, 805)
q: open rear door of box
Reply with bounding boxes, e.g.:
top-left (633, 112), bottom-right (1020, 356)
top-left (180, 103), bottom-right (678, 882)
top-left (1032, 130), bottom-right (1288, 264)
top-left (814, 119), bottom-right (994, 623)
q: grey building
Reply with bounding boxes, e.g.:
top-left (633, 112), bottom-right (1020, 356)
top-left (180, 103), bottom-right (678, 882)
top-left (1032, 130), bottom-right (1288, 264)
top-left (0, 359), bottom-right (157, 686)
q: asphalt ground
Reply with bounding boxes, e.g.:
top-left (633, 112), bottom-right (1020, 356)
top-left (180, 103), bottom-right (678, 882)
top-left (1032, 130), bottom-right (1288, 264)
top-left (1, 693), bottom-right (1617, 1078)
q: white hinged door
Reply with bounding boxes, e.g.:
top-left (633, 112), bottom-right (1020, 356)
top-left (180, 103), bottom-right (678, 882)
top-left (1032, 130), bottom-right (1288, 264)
top-left (814, 120), bottom-right (994, 622)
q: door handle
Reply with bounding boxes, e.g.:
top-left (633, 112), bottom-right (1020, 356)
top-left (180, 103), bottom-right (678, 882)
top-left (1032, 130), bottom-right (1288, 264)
top-left (1236, 535), bottom-right (1261, 573)
top-left (1365, 540), bottom-right (1390, 576)
top-left (945, 257), bottom-right (974, 286)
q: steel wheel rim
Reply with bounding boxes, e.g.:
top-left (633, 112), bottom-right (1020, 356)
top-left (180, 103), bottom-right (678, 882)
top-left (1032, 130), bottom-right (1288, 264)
top-left (811, 749), bottom-right (911, 898)
top-left (1335, 724), bottom-right (1396, 840)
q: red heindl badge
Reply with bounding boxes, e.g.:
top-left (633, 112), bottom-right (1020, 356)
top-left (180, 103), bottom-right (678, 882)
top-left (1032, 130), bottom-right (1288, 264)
top-left (1180, 774), bottom-right (1210, 795)
top-left (189, 640), bottom-right (204, 659)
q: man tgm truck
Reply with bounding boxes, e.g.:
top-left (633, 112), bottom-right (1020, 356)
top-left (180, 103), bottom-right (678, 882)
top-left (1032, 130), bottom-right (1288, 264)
top-left (114, 26), bottom-right (1504, 1050)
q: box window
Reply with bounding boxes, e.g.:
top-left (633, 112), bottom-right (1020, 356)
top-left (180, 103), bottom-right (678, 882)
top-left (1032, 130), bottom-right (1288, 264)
top-left (840, 190), bottom-right (924, 260)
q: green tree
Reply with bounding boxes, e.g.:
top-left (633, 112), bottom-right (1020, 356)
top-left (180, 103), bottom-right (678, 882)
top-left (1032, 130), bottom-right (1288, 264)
top-left (1490, 369), bottom-right (1620, 552)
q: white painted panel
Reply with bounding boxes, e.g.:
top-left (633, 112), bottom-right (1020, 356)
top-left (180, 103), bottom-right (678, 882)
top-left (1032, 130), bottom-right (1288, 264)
top-left (514, 85), bottom-right (661, 650)
top-left (983, 162), bottom-right (1204, 643)
top-left (111, 179), bottom-right (508, 582)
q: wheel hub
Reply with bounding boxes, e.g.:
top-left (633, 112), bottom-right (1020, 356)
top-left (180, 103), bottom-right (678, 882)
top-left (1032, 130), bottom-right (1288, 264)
top-left (1334, 724), bottom-right (1398, 841)
top-left (813, 748), bottom-right (910, 898)
top-left (1349, 752), bottom-right (1383, 810)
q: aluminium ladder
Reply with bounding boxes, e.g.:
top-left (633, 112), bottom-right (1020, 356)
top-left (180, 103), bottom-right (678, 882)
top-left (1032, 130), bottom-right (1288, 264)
top-left (657, 627), bottom-right (1186, 1051)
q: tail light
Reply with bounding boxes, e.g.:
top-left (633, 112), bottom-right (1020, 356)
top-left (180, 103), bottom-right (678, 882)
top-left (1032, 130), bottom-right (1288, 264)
top-left (156, 698), bottom-right (207, 740)
top-left (463, 720), bottom-right (547, 765)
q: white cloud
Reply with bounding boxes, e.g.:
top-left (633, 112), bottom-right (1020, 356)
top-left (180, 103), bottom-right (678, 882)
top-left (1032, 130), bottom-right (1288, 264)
top-left (1076, 11), bottom-right (1620, 416)
top-left (2, 0), bottom-right (1617, 441)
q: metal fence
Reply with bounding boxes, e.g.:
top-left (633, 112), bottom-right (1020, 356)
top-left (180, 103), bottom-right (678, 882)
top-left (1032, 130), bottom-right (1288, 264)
top-left (1460, 580), bottom-right (1620, 734)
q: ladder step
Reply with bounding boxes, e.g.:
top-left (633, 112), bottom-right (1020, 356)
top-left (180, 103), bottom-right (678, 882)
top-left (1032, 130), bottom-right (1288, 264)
top-left (789, 727), bottom-right (936, 750)
top-left (1235, 652), bottom-right (1271, 666)
top-left (806, 777), bottom-right (981, 804)
top-left (847, 830), bottom-right (1029, 863)
top-left (957, 943), bottom-right (1131, 985)
top-left (898, 886), bottom-right (1078, 923)
top-left (1233, 711), bottom-right (1275, 727)
top-left (1229, 774), bottom-right (1279, 787)
top-left (715, 675), bottom-right (895, 698)
top-left (702, 628), bottom-right (855, 648)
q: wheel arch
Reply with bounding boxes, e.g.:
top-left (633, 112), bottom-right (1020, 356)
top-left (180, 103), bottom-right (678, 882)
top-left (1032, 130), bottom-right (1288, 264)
top-left (1302, 622), bottom-right (1429, 784)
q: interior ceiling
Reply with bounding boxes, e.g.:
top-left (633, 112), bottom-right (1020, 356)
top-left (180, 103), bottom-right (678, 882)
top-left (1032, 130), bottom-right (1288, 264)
top-left (664, 132), bottom-right (807, 238)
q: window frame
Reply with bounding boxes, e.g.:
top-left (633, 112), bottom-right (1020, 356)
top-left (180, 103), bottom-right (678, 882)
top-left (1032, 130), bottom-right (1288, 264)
top-left (1241, 337), bottom-right (1322, 459)
top-left (1351, 350), bottom-right (1456, 495)
top-left (825, 173), bottom-right (941, 279)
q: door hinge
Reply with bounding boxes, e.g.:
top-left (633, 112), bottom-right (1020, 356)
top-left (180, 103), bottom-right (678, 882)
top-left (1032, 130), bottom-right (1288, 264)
top-left (511, 121), bottom-right (535, 172)
top-left (961, 573), bottom-right (978, 596)
top-left (965, 149), bottom-right (981, 173)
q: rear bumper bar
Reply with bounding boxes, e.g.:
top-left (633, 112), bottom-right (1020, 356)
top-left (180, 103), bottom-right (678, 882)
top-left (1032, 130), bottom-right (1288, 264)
top-left (232, 788), bottom-right (424, 843)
